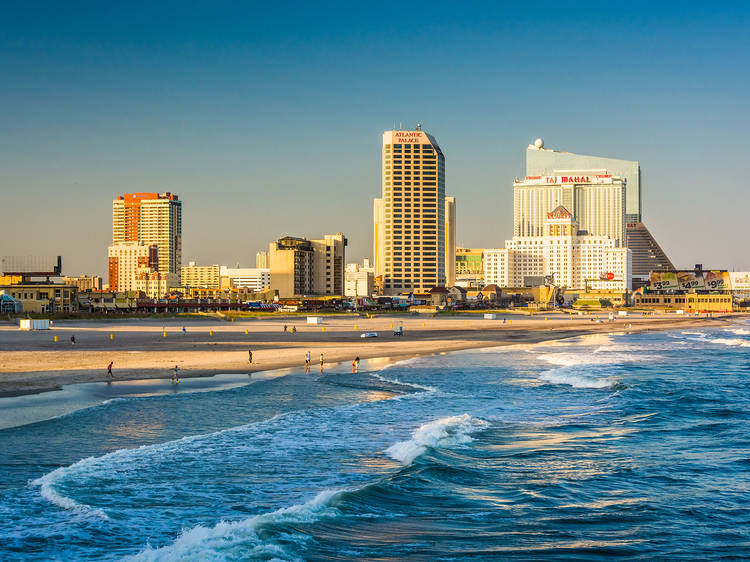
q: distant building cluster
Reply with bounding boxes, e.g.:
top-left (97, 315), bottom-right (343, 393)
top-left (2, 129), bottom-right (748, 314)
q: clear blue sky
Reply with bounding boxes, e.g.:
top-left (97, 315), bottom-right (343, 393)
top-left (2, 1), bottom-right (748, 274)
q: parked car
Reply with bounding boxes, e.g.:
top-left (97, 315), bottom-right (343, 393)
top-left (360, 332), bottom-right (378, 338)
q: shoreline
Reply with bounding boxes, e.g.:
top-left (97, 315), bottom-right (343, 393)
top-left (0, 314), bottom-right (736, 398)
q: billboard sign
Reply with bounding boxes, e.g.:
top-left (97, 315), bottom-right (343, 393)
top-left (677, 271), bottom-right (705, 290)
top-left (729, 272), bottom-right (750, 292)
top-left (649, 271), bottom-right (678, 291)
top-left (703, 270), bottom-right (730, 291)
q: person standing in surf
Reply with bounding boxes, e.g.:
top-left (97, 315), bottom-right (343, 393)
top-left (305, 351), bottom-right (311, 374)
top-left (319, 353), bottom-right (324, 373)
top-left (171, 365), bottom-right (180, 384)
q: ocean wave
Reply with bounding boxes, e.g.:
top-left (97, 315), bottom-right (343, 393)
top-left (370, 372), bottom-right (438, 393)
top-left (710, 338), bottom-right (750, 348)
top-left (129, 488), bottom-right (345, 561)
top-left (379, 357), bottom-right (422, 371)
top-left (681, 331), bottom-right (706, 336)
top-left (539, 369), bottom-right (619, 389)
top-left (31, 468), bottom-right (109, 520)
top-left (725, 328), bottom-right (750, 336)
top-left (28, 413), bottom-right (288, 518)
top-left (538, 351), bottom-right (656, 368)
top-left (385, 414), bottom-right (489, 465)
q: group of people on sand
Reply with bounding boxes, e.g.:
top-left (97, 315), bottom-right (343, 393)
top-left (302, 352), bottom-right (360, 374)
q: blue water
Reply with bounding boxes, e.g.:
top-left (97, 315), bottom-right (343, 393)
top-left (1, 321), bottom-right (749, 560)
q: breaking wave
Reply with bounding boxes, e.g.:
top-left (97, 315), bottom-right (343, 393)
top-left (539, 370), bottom-right (619, 389)
top-left (385, 414), bottom-right (489, 465)
top-left (129, 488), bottom-right (345, 561)
top-left (710, 338), bottom-right (750, 348)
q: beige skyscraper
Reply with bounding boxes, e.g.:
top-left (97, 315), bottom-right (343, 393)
top-left (445, 197), bottom-right (456, 287)
top-left (373, 197), bottom-right (385, 279)
top-left (376, 127), bottom-right (451, 295)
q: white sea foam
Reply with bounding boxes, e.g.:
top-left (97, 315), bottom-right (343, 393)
top-left (380, 357), bottom-right (422, 371)
top-left (385, 414), bottom-right (489, 465)
top-left (129, 488), bottom-right (345, 561)
top-left (539, 370), bottom-right (618, 389)
top-left (681, 331), bottom-right (706, 336)
top-left (725, 328), bottom-right (750, 336)
top-left (32, 468), bottom-right (109, 520)
top-left (371, 372), bottom-right (438, 393)
top-left (538, 351), bottom-right (654, 368)
top-left (710, 338), bottom-right (750, 348)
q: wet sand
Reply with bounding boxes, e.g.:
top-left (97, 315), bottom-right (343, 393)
top-left (0, 312), bottom-right (734, 397)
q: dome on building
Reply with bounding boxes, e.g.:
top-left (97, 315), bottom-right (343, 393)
top-left (534, 138), bottom-right (544, 149)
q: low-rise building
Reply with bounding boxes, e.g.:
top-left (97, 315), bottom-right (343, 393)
top-left (633, 293), bottom-right (732, 313)
top-left (219, 266), bottom-right (271, 292)
top-left (0, 283), bottom-right (78, 313)
top-left (181, 262), bottom-right (221, 289)
top-left (61, 275), bottom-right (103, 292)
top-left (135, 270), bottom-right (179, 299)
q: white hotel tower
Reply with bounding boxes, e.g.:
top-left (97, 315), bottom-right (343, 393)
top-left (484, 206), bottom-right (631, 291)
top-left (513, 172), bottom-right (626, 247)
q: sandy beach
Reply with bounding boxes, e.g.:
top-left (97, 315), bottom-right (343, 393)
top-left (0, 312), bottom-right (735, 397)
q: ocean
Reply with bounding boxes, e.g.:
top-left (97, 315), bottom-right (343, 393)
top-left (1, 320), bottom-right (749, 560)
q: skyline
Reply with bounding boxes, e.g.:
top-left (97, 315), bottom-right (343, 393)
top-left (2, 4), bottom-right (749, 274)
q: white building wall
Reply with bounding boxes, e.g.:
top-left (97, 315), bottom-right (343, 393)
top-left (220, 267), bottom-right (271, 292)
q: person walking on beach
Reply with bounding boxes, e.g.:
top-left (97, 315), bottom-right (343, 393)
top-left (283, 324), bottom-right (287, 332)
top-left (319, 353), bottom-right (324, 373)
top-left (171, 365), bottom-right (180, 384)
top-left (106, 361), bottom-right (113, 379)
top-left (248, 350), bottom-right (253, 364)
top-left (70, 335), bottom-right (76, 348)
top-left (305, 351), bottom-right (311, 374)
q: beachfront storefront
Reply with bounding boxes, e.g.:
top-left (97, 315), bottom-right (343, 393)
top-left (633, 293), bottom-right (733, 313)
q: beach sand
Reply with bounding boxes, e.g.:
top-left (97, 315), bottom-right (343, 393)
top-left (0, 312), bottom-right (733, 397)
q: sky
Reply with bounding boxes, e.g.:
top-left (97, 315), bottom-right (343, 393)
top-left (1, 1), bottom-right (749, 275)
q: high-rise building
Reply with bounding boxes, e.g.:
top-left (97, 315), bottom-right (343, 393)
top-left (112, 192), bottom-right (182, 276)
top-left (376, 127), bottom-right (449, 295)
top-left (525, 140), bottom-right (675, 278)
top-left (526, 139), bottom-right (641, 223)
top-left (107, 241), bottom-right (158, 292)
top-left (373, 197), bottom-right (385, 279)
top-left (311, 233), bottom-right (347, 296)
top-left (256, 251), bottom-right (269, 269)
top-left (484, 207), bottom-right (631, 291)
top-left (269, 237), bottom-right (314, 297)
top-left (445, 197), bottom-right (456, 287)
top-left (269, 234), bottom-right (345, 297)
top-left (513, 173), bottom-right (626, 247)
